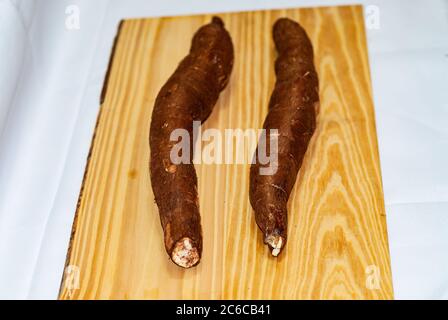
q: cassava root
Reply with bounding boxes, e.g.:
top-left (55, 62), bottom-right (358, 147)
top-left (250, 18), bottom-right (319, 257)
top-left (150, 17), bottom-right (234, 268)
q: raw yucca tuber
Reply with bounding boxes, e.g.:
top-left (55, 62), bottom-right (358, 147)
top-left (150, 17), bottom-right (234, 268)
top-left (250, 18), bottom-right (319, 257)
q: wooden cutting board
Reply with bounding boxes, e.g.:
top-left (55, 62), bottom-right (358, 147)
top-left (60, 5), bottom-right (393, 300)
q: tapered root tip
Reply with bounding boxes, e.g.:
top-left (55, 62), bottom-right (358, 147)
top-left (212, 16), bottom-right (224, 27)
top-left (171, 238), bottom-right (200, 268)
top-left (265, 235), bottom-right (284, 257)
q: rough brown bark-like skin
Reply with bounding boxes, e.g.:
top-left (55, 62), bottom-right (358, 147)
top-left (150, 17), bottom-right (234, 268)
top-left (250, 18), bottom-right (319, 256)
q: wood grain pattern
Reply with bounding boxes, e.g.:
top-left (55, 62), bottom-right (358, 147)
top-left (60, 5), bottom-right (393, 300)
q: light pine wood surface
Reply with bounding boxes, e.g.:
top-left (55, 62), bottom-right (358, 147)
top-left (60, 5), bottom-right (394, 300)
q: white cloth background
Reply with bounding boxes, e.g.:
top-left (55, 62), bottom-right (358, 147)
top-left (0, 0), bottom-right (447, 299)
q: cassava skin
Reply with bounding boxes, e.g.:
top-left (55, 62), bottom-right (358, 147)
top-left (250, 18), bottom-right (319, 257)
top-left (150, 17), bottom-right (234, 268)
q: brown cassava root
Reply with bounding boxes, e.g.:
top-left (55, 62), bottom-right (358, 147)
top-left (250, 18), bottom-right (319, 257)
top-left (150, 17), bottom-right (234, 268)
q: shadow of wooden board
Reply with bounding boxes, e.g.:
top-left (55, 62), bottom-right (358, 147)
top-left (60, 5), bottom-right (393, 300)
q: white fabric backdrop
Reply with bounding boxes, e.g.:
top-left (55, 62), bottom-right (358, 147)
top-left (0, 0), bottom-right (447, 299)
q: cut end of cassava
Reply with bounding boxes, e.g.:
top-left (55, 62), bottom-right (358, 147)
top-left (265, 234), bottom-right (284, 257)
top-left (171, 238), bottom-right (200, 268)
